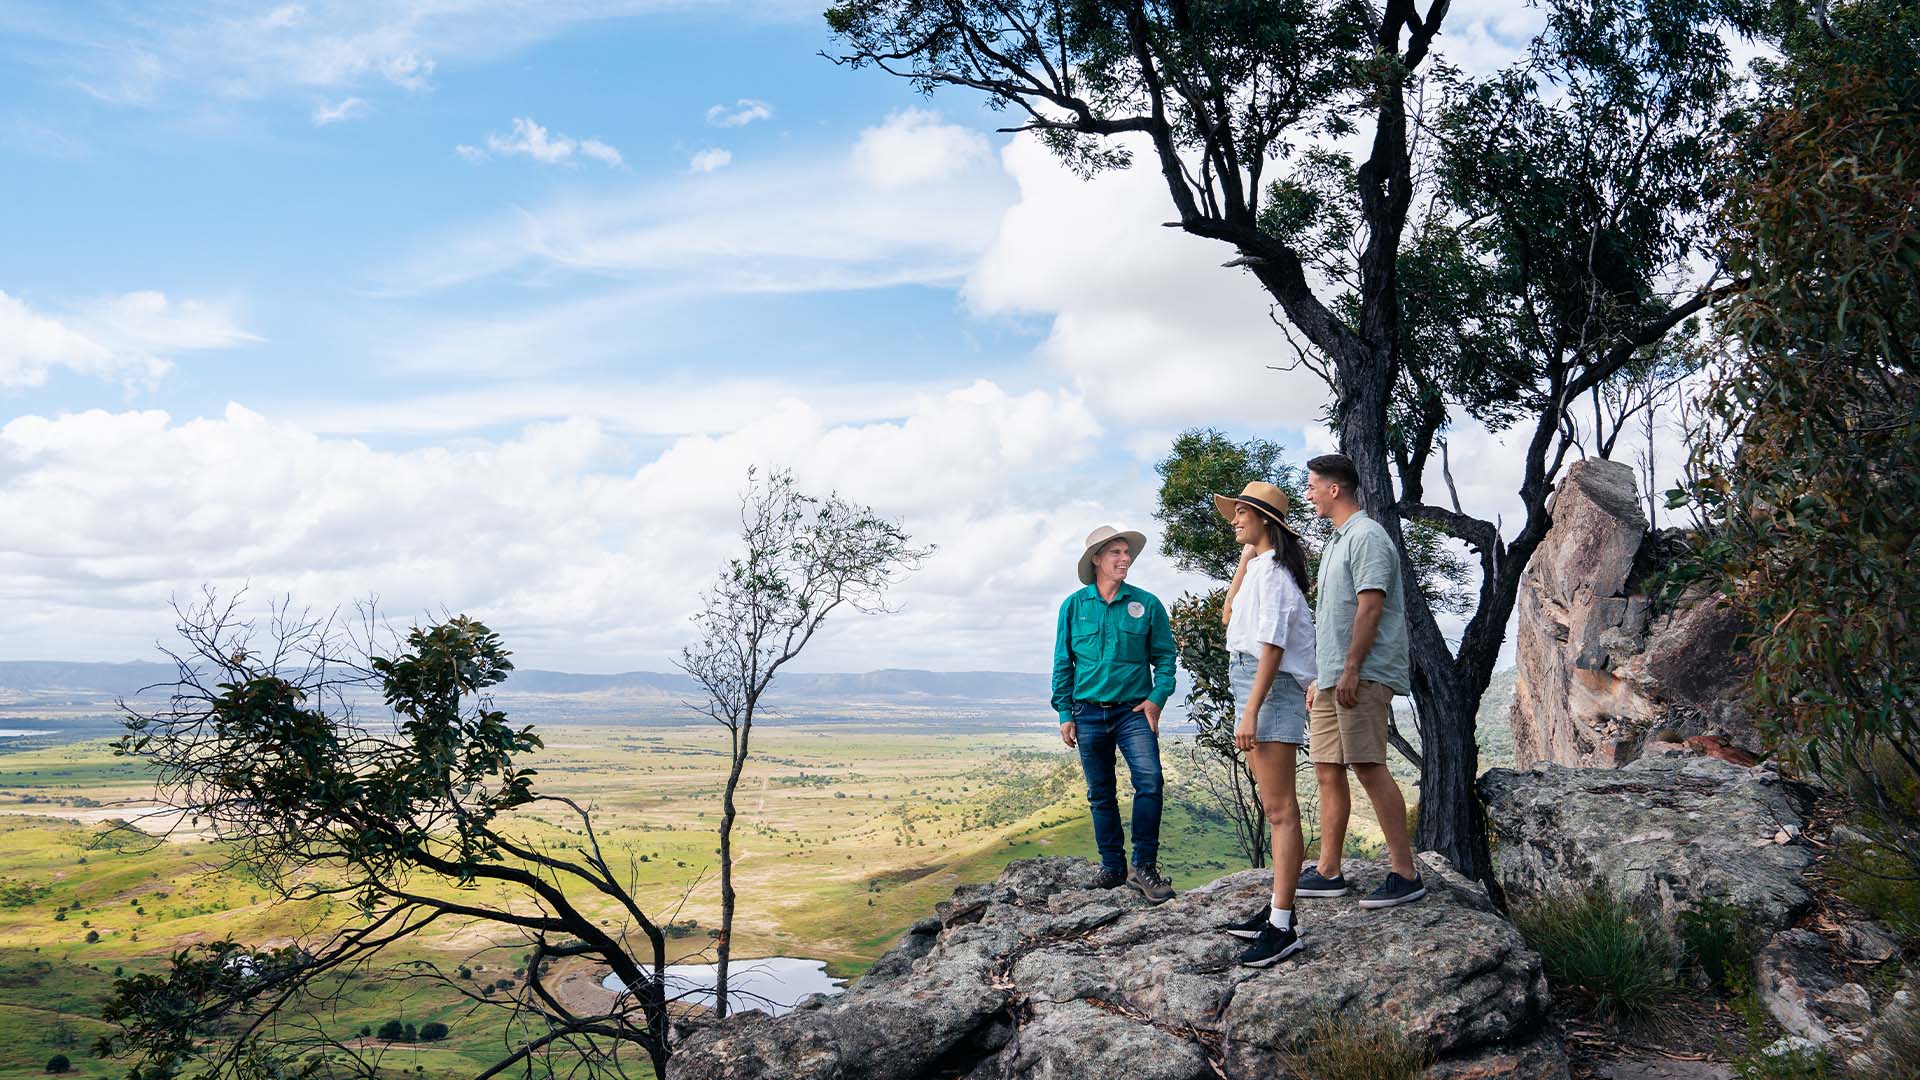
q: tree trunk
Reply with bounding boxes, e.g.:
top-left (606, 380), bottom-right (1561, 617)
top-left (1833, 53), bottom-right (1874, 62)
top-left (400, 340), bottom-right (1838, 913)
top-left (714, 718), bottom-right (750, 1020)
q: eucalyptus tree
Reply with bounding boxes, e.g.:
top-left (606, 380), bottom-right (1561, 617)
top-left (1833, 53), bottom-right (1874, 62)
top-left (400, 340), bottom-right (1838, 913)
top-left (678, 468), bottom-right (929, 1018)
top-left (100, 596), bottom-right (678, 1079)
top-left (827, 0), bottom-right (1761, 881)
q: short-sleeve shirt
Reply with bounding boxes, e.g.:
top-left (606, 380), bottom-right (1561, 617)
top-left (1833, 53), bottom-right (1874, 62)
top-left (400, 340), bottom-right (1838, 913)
top-left (1225, 554), bottom-right (1317, 685)
top-left (1313, 510), bottom-right (1411, 694)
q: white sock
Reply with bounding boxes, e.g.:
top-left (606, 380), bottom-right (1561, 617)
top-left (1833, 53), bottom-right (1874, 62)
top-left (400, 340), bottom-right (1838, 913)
top-left (1268, 905), bottom-right (1293, 930)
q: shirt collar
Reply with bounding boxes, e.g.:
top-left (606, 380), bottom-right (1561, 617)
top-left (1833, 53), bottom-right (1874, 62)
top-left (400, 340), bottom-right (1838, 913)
top-left (1084, 580), bottom-right (1139, 603)
top-left (1334, 509), bottom-right (1372, 537)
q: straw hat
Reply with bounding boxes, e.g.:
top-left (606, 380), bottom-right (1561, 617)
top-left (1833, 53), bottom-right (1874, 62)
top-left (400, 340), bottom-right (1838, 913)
top-left (1077, 524), bottom-right (1146, 585)
top-left (1212, 481), bottom-right (1303, 537)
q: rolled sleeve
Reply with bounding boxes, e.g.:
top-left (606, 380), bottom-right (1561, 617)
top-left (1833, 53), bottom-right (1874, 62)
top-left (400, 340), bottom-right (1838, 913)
top-left (1256, 564), bottom-right (1289, 650)
top-left (1147, 598), bottom-right (1177, 707)
top-left (1050, 598), bottom-right (1075, 724)
top-left (1349, 531), bottom-right (1397, 595)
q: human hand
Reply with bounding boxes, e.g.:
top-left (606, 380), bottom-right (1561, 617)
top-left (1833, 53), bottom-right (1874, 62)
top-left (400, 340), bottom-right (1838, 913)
top-left (1060, 721), bottom-right (1077, 748)
top-left (1234, 712), bottom-right (1257, 753)
top-left (1336, 669), bottom-right (1361, 708)
top-left (1133, 699), bottom-right (1162, 734)
top-left (1304, 682), bottom-right (1317, 710)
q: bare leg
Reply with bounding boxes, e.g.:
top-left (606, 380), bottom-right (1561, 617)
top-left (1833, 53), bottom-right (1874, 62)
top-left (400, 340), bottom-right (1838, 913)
top-left (1353, 762), bottom-right (1417, 878)
top-left (1314, 763), bottom-right (1350, 878)
top-left (1250, 743), bottom-right (1302, 908)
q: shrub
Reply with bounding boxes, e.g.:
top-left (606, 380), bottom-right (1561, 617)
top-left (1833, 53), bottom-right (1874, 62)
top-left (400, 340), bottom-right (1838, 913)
top-left (83, 930), bottom-right (99, 944)
top-left (1277, 1015), bottom-right (1429, 1080)
top-left (376, 1019), bottom-right (405, 1041)
top-left (419, 1021), bottom-right (449, 1042)
top-left (1832, 839), bottom-right (1920, 946)
top-left (45, 1055), bottom-right (71, 1074)
top-left (1511, 890), bottom-right (1677, 1021)
top-left (1677, 898), bottom-right (1754, 994)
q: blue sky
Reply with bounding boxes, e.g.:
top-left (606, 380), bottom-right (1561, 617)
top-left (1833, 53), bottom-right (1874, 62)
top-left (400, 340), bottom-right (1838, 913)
top-left (0, 1), bottom-right (1559, 672)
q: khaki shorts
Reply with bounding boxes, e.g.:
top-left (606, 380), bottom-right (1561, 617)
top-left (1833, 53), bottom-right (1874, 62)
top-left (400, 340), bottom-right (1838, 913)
top-left (1308, 679), bottom-right (1395, 765)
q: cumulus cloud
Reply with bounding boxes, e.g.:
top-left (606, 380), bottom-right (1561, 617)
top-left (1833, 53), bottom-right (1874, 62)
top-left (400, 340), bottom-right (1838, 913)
top-left (852, 108), bottom-right (992, 189)
top-left (0, 382), bottom-right (1169, 674)
top-left (705, 98), bottom-right (772, 127)
top-left (457, 117), bottom-right (624, 168)
top-left (0, 290), bottom-right (257, 390)
top-left (310, 96), bottom-right (368, 125)
top-left (689, 147), bottom-right (732, 173)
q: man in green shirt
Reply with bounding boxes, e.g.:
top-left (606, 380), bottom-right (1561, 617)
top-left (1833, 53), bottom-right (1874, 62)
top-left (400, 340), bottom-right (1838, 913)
top-left (1050, 524), bottom-right (1178, 902)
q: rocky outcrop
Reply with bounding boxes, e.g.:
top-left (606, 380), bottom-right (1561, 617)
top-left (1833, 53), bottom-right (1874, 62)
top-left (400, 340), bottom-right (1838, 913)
top-left (1510, 459), bottom-right (1757, 769)
top-left (1479, 754), bottom-right (1813, 931)
top-left (670, 855), bottom-right (1568, 1080)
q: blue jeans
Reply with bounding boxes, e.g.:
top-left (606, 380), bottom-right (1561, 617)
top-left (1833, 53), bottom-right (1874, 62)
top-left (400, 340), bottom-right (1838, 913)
top-left (1070, 701), bottom-right (1163, 872)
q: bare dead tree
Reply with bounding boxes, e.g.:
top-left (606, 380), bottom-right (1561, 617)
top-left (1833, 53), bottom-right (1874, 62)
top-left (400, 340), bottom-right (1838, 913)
top-left (676, 468), bottom-right (929, 1019)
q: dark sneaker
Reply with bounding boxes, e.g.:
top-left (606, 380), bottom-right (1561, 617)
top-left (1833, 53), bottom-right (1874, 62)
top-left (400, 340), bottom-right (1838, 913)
top-left (1296, 866), bottom-right (1350, 898)
top-left (1092, 866), bottom-right (1127, 890)
top-left (1236, 922), bottom-right (1304, 967)
top-left (1220, 905), bottom-right (1272, 940)
top-left (1359, 872), bottom-right (1427, 909)
top-left (1128, 863), bottom-right (1175, 903)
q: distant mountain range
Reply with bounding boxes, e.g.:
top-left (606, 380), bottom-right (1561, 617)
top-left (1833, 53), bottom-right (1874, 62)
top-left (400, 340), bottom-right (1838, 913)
top-left (0, 660), bottom-right (1052, 705)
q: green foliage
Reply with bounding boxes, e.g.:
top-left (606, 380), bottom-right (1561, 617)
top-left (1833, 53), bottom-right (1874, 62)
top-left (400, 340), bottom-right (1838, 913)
top-left (1732, 1035), bottom-right (1833, 1080)
top-left (45, 1054), bottom-right (70, 1074)
top-left (418, 1021), bottom-right (448, 1042)
top-left (1277, 1015), bottom-right (1431, 1080)
top-left (1831, 838), bottom-right (1920, 945)
top-left (1153, 428), bottom-right (1313, 582)
top-left (1511, 890), bottom-right (1677, 1020)
top-left (1677, 898), bottom-right (1755, 994)
top-left (1670, 0), bottom-right (1920, 886)
top-left (377, 1019), bottom-right (405, 1041)
top-left (0, 878), bottom-right (49, 908)
top-left (1168, 589), bottom-right (1265, 868)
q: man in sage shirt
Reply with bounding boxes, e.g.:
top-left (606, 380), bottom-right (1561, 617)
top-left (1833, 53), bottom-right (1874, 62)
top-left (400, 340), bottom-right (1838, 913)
top-left (1297, 454), bottom-right (1426, 909)
top-left (1050, 524), bottom-right (1178, 902)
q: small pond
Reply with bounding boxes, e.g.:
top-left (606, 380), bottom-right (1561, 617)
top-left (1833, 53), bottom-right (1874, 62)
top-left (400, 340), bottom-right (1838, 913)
top-left (601, 956), bottom-right (845, 1017)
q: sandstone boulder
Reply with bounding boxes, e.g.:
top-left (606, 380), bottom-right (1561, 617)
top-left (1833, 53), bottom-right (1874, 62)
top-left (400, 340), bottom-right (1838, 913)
top-left (1509, 458), bottom-right (1757, 768)
top-left (670, 855), bottom-right (1567, 1080)
top-left (1479, 754), bottom-right (1813, 931)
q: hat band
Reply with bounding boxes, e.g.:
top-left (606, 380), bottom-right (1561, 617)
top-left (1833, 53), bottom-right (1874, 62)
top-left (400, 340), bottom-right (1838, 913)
top-left (1236, 494), bottom-right (1288, 525)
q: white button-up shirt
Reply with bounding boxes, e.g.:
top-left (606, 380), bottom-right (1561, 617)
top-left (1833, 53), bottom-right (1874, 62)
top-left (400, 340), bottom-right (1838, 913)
top-left (1226, 554), bottom-right (1318, 685)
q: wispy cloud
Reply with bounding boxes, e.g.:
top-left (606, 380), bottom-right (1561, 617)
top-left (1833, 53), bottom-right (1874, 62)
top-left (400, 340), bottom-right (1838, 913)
top-left (0, 289), bottom-right (258, 390)
top-left (457, 117), bottom-right (625, 168)
top-left (689, 147), bottom-right (731, 173)
top-left (705, 98), bottom-right (772, 127)
top-left (310, 96), bottom-right (368, 125)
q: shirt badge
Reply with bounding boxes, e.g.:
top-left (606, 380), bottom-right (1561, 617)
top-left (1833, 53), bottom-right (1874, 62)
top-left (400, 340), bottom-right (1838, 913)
top-left (1127, 601), bottom-right (1145, 619)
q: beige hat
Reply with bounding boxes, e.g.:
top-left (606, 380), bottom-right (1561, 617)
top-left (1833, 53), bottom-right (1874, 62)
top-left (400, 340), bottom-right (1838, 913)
top-left (1212, 481), bottom-right (1303, 537)
top-left (1077, 525), bottom-right (1146, 585)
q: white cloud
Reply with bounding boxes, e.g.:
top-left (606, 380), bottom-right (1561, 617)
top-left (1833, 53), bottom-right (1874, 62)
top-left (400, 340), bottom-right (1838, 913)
top-left (310, 95), bottom-right (367, 125)
top-left (0, 290), bottom-right (257, 390)
top-left (705, 99), bottom-right (772, 127)
top-left (689, 147), bottom-right (732, 173)
top-left (0, 382), bottom-right (1159, 674)
top-left (458, 117), bottom-right (624, 168)
top-left (392, 110), bottom-right (1015, 296)
top-left (851, 107), bottom-right (992, 189)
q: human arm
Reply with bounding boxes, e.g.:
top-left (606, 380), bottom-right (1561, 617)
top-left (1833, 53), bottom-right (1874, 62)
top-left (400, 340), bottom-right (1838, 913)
top-left (1234, 643), bottom-right (1283, 752)
top-left (1221, 543), bottom-right (1255, 624)
top-left (1050, 600), bottom-right (1077, 746)
top-left (1337, 590), bottom-right (1385, 707)
top-left (1134, 598), bottom-right (1177, 733)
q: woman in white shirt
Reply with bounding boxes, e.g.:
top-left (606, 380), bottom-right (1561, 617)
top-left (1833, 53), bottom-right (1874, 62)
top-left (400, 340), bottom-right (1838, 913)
top-left (1209, 481), bottom-right (1317, 967)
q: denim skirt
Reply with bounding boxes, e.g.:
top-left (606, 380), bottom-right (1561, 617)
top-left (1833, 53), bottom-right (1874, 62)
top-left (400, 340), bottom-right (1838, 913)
top-left (1228, 652), bottom-right (1311, 745)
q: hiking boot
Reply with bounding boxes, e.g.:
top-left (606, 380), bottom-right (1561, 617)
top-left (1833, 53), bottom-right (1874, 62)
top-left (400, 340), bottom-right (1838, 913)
top-left (1359, 871), bottom-right (1427, 909)
top-left (1092, 865), bottom-right (1127, 890)
top-left (1296, 866), bottom-right (1350, 898)
top-left (1220, 905), bottom-right (1272, 940)
top-left (1236, 922), bottom-right (1304, 967)
top-left (1128, 862), bottom-right (1175, 903)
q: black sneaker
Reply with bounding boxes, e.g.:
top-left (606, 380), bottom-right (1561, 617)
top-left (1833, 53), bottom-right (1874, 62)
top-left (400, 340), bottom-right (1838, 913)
top-left (1296, 866), bottom-right (1350, 898)
top-left (1220, 905), bottom-right (1272, 940)
top-left (1128, 863), bottom-right (1175, 903)
top-left (1359, 872), bottom-right (1427, 909)
top-left (1092, 866), bottom-right (1127, 890)
top-left (1236, 922), bottom-right (1303, 967)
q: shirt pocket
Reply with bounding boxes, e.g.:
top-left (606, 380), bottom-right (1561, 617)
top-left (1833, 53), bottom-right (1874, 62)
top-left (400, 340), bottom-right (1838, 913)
top-left (1117, 616), bottom-right (1149, 661)
top-left (1071, 616), bottom-right (1103, 659)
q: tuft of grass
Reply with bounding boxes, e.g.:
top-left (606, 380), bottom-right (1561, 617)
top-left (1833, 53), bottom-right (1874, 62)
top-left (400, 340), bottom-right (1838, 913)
top-left (1511, 890), bottom-right (1677, 1021)
top-left (1277, 1015), bottom-right (1430, 1080)
top-left (1830, 839), bottom-right (1920, 945)
top-left (1677, 898), bottom-right (1756, 995)
top-left (1850, 995), bottom-right (1920, 1080)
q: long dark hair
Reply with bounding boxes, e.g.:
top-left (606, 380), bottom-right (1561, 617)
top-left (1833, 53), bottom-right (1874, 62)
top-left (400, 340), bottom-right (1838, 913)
top-left (1265, 517), bottom-right (1311, 598)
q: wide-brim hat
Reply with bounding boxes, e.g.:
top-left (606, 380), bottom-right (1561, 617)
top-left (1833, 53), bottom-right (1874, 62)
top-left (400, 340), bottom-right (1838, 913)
top-left (1212, 481), bottom-right (1302, 538)
top-left (1077, 525), bottom-right (1146, 586)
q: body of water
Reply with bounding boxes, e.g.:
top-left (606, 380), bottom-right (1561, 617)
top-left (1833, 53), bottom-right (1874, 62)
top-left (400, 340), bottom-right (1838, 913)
top-left (601, 956), bottom-right (845, 1017)
top-left (0, 729), bottom-right (53, 737)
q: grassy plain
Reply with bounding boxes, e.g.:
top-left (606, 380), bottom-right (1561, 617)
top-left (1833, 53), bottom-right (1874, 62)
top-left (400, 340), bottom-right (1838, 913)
top-left (0, 721), bottom-right (1318, 1078)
